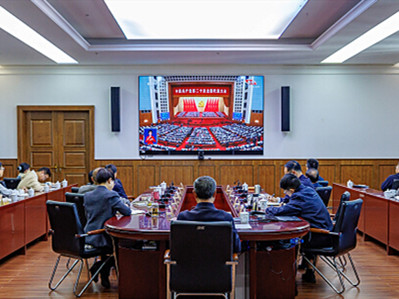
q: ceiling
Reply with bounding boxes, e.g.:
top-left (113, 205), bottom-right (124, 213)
top-left (1, 0), bottom-right (399, 66)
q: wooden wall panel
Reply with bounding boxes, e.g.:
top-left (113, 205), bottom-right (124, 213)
top-left (3, 158), bottom-right (398, 197)
top-left (137, 166), bottom-right (156, 195)
top-left (116, 165), bottom-right (134, 197)
top-left (379, 164), bottom-right (397, 189)
top-left (0, 159), bottom-right (18, 178)
top-left (340, 164), bottom-right (374, 189)
top-left (159, 165), bottom-right (194, 186)
top-left (198, 164), bottom-right (216, 179)
top-left (257, 164), bottom-right (276, 195)
top-left (219, 164), bottom-right (254, 186)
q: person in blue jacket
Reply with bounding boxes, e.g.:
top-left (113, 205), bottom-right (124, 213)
top-left (306, 158), bottom-right (325, 181)
top-left (177, 176), bottom-right (241, 253)
top-left (266, 173), bottom-right (333, 283)
top-left (84, 167), bottom-right (131, 288)
top-left (277, 160), bottom-right (314, 204)
top-left (105, 164), bottom-right (128, 199)
top-left (381, 162), bottom-right (399, 191)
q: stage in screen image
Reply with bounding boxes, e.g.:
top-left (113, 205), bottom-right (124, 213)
top-left (139, 75), bottom-right (264, 155)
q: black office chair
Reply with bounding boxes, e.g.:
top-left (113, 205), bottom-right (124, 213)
top-left (333, 191), bottom-right (350, 222)
top-left (164, 220), bottom-right (238, 299)
top-left (71, 187), bottom-right (80, 193)
top-left (318, 180), bottom-right (329, 187)
top-left (316, 186), bottom-right (332, 207)
top-left (301, 198), bottom-right (363, 294)
top-left (3, 177), bottom-right (21, 189)
top-left (46, 200), bottom-right (113, 297)
top-left (65, 192), bottom-right (87, 227)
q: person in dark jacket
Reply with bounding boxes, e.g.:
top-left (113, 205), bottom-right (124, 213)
top-left (105, 164), bottom-right (128, 199)
top-left (266, 174), bottom-right (333, 283)
top-left (306, 168), bottom-right (322, 188)
top-left (381, 162), bottom-right (399, 191)
top-left (306, 158), bottom-right (325, 181)
top-left (177, 176), bottom-right (241, 253)
top-left (84, 168), bottom-right (131, 288)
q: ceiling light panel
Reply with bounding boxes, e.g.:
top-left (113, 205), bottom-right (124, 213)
top-left (322, 11), bottom-right (399, 64)
top-left (105, 0), bottom-right (308, 39)
top-left (0, 6), bottom-right (78, 64)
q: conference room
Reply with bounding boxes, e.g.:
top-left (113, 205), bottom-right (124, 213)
top-left (1, 0), bottom-right (399, 298)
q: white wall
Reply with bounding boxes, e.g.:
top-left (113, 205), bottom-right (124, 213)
top-left (0, 65), bottom-right (398, 159)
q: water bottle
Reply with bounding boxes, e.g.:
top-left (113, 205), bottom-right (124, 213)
top-left (62, 179), bottom-right (68, 188)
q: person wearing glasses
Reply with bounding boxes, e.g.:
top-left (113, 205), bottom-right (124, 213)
top-left (266, 173), bottom-right (332, 283)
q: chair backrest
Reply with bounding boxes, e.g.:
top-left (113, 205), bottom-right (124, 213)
top-left (46, 200), bottom-right (85, 258)
top-left (3, 177), bottom-right (21, 189)
top-left (71, 186), bottom-right (80, 193)
top-left (65, 192), bottom-right (87, 227)
top-left (315, 186), bottom-right (332, 207)
top-left (169, 220), bottom-right (233, 293)
top-left (334, 198), bottom-right (363, 255)
top-left (333, 191), bottom-right (350, 223)
top-left (318, 180), bottom-right (329, 187)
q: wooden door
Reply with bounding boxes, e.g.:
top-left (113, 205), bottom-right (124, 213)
top-left (17, 106), bottom-right (94, 186)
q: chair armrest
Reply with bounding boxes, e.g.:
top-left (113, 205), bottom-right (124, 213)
top-left (164, 249), bottom-right (176, 265)
top-left (310, 227), bottom-right (340, 236)
top-left (164, 249), bottom-right (170, 260)
top-left (310, 227), bottom-right (331, 234)
top-left (75, 228), bottom-right (105, 238)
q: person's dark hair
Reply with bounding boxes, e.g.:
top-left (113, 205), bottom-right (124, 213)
top-left (307, 158), bottom-right (319, 170)
top-left (88, 170), bottom-right (94, 184)
top-left (306, 168), bottom-right (319, 183)
top-left (194, 176), bottom-right (216, 200)
top-left (96, 168), bottom-right (115, 184)
top-left (280, 173), bottom-right (301, 191)
top-left (285, 160), bottom-right (302, 172)
top-left (17, 162), bottom-right (30, 173)
top-left (105, 164), bottom-right (117, 175)
top-left (38, 167), bottom-right (52, 177)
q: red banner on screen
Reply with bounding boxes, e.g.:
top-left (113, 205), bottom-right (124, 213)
top-left (173, 87), bottom-right (229, 96)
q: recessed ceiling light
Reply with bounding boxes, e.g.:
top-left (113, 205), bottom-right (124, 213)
top-left (105, 0), bottom-right (308, 39)
top-left (322, 11), bottom-right (399, 64)
top-left (0, 6), bottom-right (78, 64)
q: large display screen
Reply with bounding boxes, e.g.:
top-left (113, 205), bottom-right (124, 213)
top-left (139, 75), bottom-right (264, 155)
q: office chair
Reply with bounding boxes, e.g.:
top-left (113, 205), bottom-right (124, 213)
top-left (318, 180), bottom-right (329, 187)
top-left (316, 186), bottom-right (333, 207)
top-left (46, 200), bottom-right (113, 297)
top-left (164, 220), bottom-right (238, 299)
top-left (65, 192), bottom-right (87, 227)
top-left (3, 177), bottom-right (21, 189)
top-left (71, 187), bottom-right (80, 193)
top-left (301, 198), bottom-right (363, 294)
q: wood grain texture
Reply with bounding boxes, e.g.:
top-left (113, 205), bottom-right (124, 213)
top-left (3, 158), bottom-right (398, 199)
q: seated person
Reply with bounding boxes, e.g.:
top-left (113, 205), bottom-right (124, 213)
top-left (177, 176), bottom-right (241, 253)
top-left (306, 168), bottom-right (322, 188)
top-left (381, 162), bottom-right (399, 191)
top-left (78, 167), bottom-right (101, 194)
top-left (306, 158), bottom-right (325, 181)
top-left (266, 174), bottom-right (333, 283)
top-left (105, 164), bottom-right (128, 199)
top-left (84, 168), bottom-right (131, 288)
top-left (275, 160), bottom-right (314, 204)
top-left (0, 162), bottom-right (13, 197)
top-left (17, 163), bottom-right (51, 192)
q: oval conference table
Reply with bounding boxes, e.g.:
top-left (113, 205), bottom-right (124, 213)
top-left (106, 186), bottom-right (310, 299)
